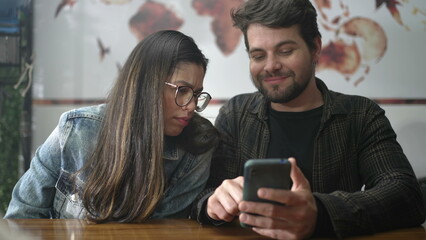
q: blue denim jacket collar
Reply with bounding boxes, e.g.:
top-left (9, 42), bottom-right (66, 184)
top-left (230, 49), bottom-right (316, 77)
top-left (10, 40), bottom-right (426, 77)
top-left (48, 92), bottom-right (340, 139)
top-left (164, 139), bottom-right (179, 161)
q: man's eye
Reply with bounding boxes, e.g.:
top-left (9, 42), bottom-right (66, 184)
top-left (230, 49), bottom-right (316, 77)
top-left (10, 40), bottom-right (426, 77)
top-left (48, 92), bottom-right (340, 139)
top-left (279, 49), bottom-right (293, 55)
top-left (251, 55), bottom-right (265, 61)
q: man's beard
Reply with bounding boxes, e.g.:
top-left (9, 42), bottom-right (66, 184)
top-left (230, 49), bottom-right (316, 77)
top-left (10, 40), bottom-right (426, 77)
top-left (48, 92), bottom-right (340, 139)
top-left (253, 73), bottom-right (310, 103)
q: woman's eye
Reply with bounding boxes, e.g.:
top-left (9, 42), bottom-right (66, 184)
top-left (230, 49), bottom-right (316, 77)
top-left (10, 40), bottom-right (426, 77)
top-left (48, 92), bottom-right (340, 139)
top-left (178, 87), bottom-right (191, 94)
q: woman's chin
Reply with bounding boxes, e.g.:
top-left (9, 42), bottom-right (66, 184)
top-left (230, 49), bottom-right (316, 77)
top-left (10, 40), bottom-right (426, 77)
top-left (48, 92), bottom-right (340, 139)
top-left (164, 128), bottom-right (183, 137)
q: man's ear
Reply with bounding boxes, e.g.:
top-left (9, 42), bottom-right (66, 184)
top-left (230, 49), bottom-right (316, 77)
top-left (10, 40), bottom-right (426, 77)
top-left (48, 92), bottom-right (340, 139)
top-left (312, 36), bottom-right (322, 63)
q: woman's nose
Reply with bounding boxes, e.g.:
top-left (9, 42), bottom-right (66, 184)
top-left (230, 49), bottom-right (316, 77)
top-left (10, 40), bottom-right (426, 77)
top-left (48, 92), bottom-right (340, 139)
top-left (182, 97), bottom-right (197, 112)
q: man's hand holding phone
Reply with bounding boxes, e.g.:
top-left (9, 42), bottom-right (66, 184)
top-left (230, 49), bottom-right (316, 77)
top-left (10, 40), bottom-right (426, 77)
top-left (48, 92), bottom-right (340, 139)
top-left (238, 157), bottom-right (318, 240)
top-left (242, 158), bottom-right (292, 207)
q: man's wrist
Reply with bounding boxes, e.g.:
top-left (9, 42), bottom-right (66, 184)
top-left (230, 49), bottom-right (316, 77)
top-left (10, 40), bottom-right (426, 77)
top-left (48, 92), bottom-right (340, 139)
top-left (312, 196), bottom-right (335, 237)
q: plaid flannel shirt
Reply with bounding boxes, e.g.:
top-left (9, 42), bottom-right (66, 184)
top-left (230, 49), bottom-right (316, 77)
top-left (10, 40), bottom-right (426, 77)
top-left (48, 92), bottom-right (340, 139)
top-left (191, 79), bottom-right (425, 238)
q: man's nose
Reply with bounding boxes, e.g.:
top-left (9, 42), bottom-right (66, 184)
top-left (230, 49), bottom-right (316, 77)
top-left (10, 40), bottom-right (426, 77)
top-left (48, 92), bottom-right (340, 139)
top-left (264, 56), bottom-right (282, 74)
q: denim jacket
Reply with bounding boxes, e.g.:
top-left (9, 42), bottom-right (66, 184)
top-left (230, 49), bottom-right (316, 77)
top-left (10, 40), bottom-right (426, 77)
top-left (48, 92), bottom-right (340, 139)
top-left (5, 104), bottom-right (213, 219)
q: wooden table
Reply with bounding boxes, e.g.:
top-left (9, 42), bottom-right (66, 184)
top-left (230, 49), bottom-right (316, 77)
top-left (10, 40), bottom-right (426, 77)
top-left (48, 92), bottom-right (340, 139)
top-left (1, 218), bottom-right (425, 240)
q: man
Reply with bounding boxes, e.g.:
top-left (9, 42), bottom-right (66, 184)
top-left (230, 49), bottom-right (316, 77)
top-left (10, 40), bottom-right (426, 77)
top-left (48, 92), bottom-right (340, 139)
top-left (191, 0), bottom-right (426, 239)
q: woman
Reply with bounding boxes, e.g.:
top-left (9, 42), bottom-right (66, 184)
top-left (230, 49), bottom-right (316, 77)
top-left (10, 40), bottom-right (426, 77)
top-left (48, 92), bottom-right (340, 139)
top-left (4, 30), bottom-right (218, 223)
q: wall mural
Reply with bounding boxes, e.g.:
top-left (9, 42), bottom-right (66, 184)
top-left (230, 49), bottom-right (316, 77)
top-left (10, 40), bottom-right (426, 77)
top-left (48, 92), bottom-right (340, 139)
top-left (33, 0), bottom-right (426, 104)
top-left (315, 0), bottom-right (420, 87)
top-left (54, 0), bottom-right (243, 56)
top-left (312, 0), bottom-right (425, 103)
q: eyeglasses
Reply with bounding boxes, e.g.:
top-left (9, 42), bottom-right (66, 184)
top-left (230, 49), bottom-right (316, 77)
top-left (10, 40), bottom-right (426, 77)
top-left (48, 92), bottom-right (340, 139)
top-left (165, 82), bottom-right (212, 112)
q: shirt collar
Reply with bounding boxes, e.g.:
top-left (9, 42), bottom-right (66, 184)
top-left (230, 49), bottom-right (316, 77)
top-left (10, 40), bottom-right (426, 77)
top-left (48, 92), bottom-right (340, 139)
top-left (317, 78), bottom-right (349, 117)
top-left (163, 137), bottom-right (180, 160)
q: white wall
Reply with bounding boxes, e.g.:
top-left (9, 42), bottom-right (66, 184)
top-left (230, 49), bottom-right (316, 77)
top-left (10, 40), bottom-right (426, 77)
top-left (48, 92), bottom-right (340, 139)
top-left (32, 104), bottom-right (426, 179)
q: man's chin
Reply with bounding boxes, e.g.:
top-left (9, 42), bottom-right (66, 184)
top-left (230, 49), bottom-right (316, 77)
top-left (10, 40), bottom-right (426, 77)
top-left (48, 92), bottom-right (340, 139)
top-left (260, 88), bottom-right (285, 102)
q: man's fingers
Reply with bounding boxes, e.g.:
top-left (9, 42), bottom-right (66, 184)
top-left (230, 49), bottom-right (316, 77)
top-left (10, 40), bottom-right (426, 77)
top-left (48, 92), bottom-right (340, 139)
top-left (207, 176), bottom-right (244, 222)
top-left (239, 198), bottom-right (296, 219)
top-left (207, 193), bottom-right (237, 222)
top-left (222, 177), bottom-right (244, 203)
top-left (240, 210), bottom-right (290, 228)
top-left (288, 157), bottom-right (311, 190)
top-left (257, 188), bottom-right (312, 207)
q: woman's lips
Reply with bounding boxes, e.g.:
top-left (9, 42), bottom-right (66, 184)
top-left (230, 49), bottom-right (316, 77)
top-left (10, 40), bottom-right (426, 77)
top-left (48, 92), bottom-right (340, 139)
top-left (176, 117), bottom-right (190, 127)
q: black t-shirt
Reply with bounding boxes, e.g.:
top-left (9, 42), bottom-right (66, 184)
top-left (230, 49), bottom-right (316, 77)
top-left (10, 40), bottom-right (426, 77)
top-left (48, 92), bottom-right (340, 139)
top-left (266, 105), bottom-right (323, 185)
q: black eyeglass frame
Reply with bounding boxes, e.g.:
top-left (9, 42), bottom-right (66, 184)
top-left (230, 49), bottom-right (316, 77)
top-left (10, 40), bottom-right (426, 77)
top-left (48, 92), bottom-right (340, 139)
top-left (164, 82), bottom-right (212, 112)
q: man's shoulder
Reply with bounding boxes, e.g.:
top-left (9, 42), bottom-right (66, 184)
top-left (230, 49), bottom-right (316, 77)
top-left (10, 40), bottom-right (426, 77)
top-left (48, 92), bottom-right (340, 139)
top-left (224, 92), bottom-right (264, 110)
top-left (332, 90), bottom-right (375, 102)
top-left (328, 90), bottom-right (380, 113)
top-left (317, 78), bottom-right (377, 110)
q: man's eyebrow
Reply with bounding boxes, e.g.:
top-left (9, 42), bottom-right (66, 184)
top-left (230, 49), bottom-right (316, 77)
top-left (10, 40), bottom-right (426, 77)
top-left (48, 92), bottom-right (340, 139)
top-left (248, 40), bottom-right (297, 54)
top-left (248, 48), bottom-right (264, 54)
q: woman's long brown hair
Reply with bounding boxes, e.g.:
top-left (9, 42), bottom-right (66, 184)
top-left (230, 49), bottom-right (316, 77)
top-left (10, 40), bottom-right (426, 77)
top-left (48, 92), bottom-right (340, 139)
top-left (80, 30), bottom-right (209, 223)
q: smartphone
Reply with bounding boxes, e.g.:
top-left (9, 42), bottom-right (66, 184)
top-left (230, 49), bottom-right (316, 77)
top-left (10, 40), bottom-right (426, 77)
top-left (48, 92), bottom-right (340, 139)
top-left (241, 158), bottom-right (292, 227)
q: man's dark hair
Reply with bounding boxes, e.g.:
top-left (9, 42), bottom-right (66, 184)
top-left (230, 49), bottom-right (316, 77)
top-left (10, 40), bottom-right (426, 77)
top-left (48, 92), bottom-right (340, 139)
top-left (231, 0), bottom-right (321, 51)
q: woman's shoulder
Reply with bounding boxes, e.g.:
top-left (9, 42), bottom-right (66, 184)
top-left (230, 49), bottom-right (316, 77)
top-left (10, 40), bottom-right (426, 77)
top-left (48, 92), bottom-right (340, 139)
top-left (61, 104), bottom-right (106, 122)
top-left (54, 104), bottom-right (106, 144)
